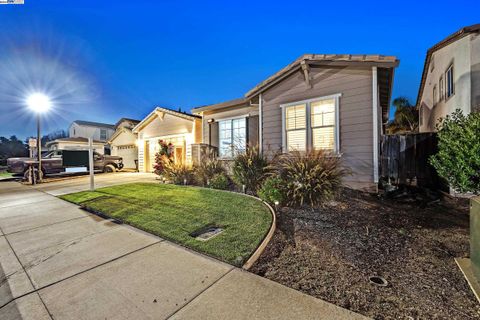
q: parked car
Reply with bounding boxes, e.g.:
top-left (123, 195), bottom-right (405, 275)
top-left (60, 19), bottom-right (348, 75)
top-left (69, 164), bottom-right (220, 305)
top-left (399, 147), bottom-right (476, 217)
top-left (7, 150), bottom-right (123, 176)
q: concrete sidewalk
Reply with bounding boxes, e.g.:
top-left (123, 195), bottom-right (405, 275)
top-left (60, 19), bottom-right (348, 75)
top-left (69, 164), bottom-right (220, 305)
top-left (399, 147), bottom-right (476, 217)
top-left (0, 176), bottom-right (367, 319)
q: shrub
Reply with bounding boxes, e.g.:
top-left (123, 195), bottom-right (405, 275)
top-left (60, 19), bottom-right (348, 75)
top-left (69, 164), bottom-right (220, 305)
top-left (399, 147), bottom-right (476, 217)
top-left (153, 140), bottom-right (174, 176)
top-left (430, 109), bottom-right (480, 193)
top-left (162, 160), bottom-right (195, 185)
top-left (209, 173), bottom-right (230, 190)
top-left (194, 149), bottom-right (226, 186)
top-left (258, 176), bottom-right (284, 206)
top-left (232, 146), bottom-right (270, 194)
top-left (274, 150), bottom-right (348, 208)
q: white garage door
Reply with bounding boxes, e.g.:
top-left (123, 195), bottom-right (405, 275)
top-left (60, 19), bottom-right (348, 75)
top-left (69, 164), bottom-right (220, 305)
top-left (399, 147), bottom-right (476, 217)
top-left (115, 145), bottom-right (138, 169)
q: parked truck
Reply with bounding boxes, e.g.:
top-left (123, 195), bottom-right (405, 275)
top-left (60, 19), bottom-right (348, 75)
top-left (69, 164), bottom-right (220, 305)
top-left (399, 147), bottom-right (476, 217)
top-left (7, 149), bottom-right (123, 178)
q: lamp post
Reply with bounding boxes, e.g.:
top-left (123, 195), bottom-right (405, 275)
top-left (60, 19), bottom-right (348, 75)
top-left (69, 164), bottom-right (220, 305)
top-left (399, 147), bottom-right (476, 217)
top-left (27, 93), bottom-right (51, 183)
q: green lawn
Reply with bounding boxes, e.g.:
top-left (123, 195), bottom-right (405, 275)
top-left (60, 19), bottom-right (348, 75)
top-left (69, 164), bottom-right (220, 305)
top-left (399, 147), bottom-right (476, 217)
top-left (0, 172), bottom-right (15, 180)
top-left (60, 183), bottom-right (272, 266)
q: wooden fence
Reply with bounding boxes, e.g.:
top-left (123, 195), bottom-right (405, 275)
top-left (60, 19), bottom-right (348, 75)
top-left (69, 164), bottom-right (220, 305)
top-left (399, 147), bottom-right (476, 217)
top-left (380, 133), bottom-right (443, 189)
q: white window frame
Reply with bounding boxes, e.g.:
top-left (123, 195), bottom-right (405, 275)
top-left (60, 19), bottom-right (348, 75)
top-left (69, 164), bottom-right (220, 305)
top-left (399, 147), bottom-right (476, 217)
top-left (100, 129), bottom-right (107, 140)
top-left (217, 115), bottom-right (248, 159)
top-left (280, 93), bottom-right (341, 154)
top-left (446, 64), bottom-right (455, 99)
top-left (283, 103), bottom-right (307, 152)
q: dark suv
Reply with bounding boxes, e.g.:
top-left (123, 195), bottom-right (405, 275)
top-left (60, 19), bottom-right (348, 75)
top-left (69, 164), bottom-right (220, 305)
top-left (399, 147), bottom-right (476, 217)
top-left (7, 150), bottom-right (123, 176)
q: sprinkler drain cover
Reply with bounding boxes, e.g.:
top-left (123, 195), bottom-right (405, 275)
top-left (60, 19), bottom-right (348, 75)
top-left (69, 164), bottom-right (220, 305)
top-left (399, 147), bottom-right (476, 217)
top-left (369, 276), bottom-right (388, 287)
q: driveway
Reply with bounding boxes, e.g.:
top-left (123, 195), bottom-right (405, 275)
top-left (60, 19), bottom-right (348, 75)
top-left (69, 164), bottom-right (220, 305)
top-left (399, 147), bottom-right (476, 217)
top-left (0, 174), bottom-right (367, 319)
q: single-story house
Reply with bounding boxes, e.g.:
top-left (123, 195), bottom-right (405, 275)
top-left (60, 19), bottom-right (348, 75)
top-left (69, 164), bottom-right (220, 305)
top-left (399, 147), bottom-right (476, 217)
top-left (133, 107), bottom-right (202, 172)
top-left (192, 54), bottom-right (399, 191)
top-left (46, 137), bottom-right (106, 154)
top-left (109, 118), bottom-right (140, 169)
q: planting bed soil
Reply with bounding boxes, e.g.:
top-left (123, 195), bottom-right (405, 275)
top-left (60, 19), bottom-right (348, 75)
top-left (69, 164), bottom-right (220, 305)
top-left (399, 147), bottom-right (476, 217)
top-left (250, 188), bottom-right (480, 319)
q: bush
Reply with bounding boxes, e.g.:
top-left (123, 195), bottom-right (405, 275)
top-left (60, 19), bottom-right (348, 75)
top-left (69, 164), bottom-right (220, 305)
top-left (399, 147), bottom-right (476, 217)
top-left (194, 149), bottom-right (226, 186)
top-left (430, 109), bottom-right (480, 193)
top-left (274, 150), bottom-right (348, 208)
top-left (232, 146), bottom-right (270, 194)
top-left (162, 160), bottom-right (195, 185)
top-left (209, 173), bottom-right (230, 190)
top-left (153, 140), bottom-right (174, 176)
top-left (258, 176), bottom-right (284, 206)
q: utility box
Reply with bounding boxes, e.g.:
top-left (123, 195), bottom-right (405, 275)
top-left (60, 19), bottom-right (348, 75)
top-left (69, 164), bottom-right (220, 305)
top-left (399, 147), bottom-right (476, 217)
top-left (472, 197), bottom-right (480, 282)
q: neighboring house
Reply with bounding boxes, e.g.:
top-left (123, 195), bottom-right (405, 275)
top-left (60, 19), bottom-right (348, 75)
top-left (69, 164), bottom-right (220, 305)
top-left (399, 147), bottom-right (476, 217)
top-left (45, 137), bottom-right (106, 154)
top-left (69, 120), bottom-right (116, 142)
top-left (417, 24), bottom-right (480, 132)
top-left (109, 118), bottom-right (140, 170)
top-left (193, 54), bottom-right (399, 190)
top-left (133, 108), bottom-right (202, 172)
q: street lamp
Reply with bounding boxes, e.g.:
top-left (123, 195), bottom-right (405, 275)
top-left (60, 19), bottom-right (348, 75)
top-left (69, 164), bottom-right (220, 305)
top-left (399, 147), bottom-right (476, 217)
top-left (27, 93), bottom-right (51, 182)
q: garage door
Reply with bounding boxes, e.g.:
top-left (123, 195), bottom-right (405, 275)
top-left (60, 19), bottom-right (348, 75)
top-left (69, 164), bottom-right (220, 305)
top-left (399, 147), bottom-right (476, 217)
top-left (115, 145), bottom-right (138, 169)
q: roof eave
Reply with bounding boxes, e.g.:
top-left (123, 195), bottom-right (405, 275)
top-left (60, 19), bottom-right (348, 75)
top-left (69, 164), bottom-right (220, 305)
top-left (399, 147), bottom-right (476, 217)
top-left (245, 59), bottom-right (399, 99)
top-left (416, 24), bottom-right (480, 107)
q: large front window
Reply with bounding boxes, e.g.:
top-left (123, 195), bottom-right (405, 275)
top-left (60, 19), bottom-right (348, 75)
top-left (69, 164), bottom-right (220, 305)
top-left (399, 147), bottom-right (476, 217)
top-left (219, 118), bottom-right (246, 158)
top-left (283, 95), bottom-right (339, 153)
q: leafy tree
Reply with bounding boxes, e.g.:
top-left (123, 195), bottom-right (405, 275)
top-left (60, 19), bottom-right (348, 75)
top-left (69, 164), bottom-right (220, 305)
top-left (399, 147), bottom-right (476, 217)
top-left (386, 97), bottom-right (419, 134)
top-left (0, 136), bottom-right (28, 165)
top-left (430, 109), bottom-right (480, 194)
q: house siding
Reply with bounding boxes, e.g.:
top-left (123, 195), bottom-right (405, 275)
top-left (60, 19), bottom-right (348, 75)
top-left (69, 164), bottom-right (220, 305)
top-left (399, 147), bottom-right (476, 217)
top-left (69, 123), bottom-right (115, 142)
top-left (261, 65), bottom-right (375, 188)
top-left (201, 104), bottom-right (259, 149)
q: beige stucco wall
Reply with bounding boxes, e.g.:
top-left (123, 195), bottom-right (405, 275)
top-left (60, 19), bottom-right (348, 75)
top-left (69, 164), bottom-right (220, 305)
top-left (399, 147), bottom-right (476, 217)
top-left (419, 35), bottom-right (474, 132)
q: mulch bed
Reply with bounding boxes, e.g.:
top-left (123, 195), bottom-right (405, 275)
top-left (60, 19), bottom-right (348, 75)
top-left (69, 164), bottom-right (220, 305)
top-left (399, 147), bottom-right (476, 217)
top-left (250, 188), bottom-right (480, 319)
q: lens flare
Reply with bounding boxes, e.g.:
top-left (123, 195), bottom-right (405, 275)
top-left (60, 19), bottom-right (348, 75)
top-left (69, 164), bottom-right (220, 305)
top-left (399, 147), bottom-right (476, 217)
top-left (26, 93), bottom-right (51, 113)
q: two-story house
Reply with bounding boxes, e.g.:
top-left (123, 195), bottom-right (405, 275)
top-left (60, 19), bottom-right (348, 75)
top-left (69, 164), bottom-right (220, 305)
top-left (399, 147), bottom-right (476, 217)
top-left (69, 120), bottom-right (116, 142)
top-left (417, 24), bottom-right (480, 132)
top-left (46, 120), bottom-right (116, 154)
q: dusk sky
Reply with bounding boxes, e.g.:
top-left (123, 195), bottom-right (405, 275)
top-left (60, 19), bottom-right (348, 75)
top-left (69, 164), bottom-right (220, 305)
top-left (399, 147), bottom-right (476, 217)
top-left (0, 0), bottom-right (478, 139)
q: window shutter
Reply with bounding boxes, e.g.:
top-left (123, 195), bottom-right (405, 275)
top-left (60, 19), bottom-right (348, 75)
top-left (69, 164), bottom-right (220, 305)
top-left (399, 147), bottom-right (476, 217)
top-left (247, 115), bottom-right (259, 148)
top-left (210, 122), bottom-right (219, 148)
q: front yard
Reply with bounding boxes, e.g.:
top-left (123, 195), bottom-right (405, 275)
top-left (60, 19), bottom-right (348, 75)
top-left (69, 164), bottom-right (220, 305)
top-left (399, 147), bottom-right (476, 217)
top-left (251, 188), bottom-right (480, 319)
top-left (60, 182), bottom-right (272, 266)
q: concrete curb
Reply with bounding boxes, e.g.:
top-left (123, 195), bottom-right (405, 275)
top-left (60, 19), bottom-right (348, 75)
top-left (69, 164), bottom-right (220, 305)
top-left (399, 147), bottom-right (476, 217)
top-left (242, 198), bottom-right (276, 270)
top-left (169, 185), bottom-right (277, 270)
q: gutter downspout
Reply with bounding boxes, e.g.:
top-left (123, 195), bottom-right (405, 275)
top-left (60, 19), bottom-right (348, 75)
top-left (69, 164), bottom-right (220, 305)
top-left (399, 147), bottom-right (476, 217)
top-left (372, 67), bottom-right (379, 185)
top-left (259, 93), bottom-right (263, 153)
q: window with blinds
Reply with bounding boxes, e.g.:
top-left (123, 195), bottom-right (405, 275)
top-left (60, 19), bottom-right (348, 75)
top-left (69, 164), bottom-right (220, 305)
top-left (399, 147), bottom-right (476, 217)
top-left (311, 99), bottom-right (335, 150)
top-left (283, 95), bottom-right (339, 153)
top-left (285, 104), bottom-right (306, 151)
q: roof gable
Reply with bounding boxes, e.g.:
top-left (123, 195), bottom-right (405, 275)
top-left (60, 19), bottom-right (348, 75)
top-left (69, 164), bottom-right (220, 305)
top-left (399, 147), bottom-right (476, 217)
top-left (245, 54), bottom-right (399, 98)
top-left (132, 107), bottom-right (200, 133)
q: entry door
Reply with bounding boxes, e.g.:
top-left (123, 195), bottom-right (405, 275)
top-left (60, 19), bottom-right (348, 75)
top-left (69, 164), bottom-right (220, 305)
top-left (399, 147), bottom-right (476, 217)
top-left (174, 146), bottom-right (184, 164)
